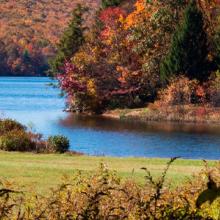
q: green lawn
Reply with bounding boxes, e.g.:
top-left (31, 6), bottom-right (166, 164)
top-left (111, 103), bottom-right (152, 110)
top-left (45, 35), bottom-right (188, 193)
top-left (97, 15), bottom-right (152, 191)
top-left (0, 151), bottom-right (216, 193)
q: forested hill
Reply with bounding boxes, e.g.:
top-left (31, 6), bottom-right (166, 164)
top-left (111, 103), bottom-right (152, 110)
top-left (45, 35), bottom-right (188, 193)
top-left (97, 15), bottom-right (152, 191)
top-left (0, 0), bottom-right (100, 76)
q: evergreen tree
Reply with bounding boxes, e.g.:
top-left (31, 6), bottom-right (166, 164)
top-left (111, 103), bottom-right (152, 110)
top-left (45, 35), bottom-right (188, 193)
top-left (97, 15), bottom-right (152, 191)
top-left (23, 49), bottom-right (31, 64)
top-left (213, 26), bottom-right (220, 69)
top-left (0, 40), bottom-right (8, 75)
top-left (49, 4), bottom-right (86, 75)
top-left (160, 1), bottom-right (208, 81)
top-left (101, 0), bottom-right (122, 9)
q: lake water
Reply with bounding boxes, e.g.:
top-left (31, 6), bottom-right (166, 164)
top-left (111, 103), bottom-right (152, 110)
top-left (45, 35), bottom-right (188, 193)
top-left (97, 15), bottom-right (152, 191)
top-left (0, 77), bottom-right (220, 159)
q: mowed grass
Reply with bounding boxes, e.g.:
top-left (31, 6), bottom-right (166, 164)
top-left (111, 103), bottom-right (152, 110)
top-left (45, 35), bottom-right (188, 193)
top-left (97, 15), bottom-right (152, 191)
top-left (0, 151), bottom-right (217, 193)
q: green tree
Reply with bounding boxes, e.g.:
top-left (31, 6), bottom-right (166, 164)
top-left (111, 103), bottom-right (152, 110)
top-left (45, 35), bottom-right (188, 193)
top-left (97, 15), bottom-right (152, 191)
top-left (101, 0), bottom-right (122, 9)
top-left (213, 22), bottom-right (220, 69)
top-left (160, 1), bottom-right (208, 81)
top-left (49, 4), bottom-right (87, 75)
top-left (23, 49), bottom-right (31, 64)
top-left (0, 40), bottom-right (8, 75)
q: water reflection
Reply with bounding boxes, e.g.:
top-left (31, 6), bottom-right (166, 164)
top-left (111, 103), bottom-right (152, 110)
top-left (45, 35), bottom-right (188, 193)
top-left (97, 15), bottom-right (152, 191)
top-left (60, 114), bottom-right (220, 136)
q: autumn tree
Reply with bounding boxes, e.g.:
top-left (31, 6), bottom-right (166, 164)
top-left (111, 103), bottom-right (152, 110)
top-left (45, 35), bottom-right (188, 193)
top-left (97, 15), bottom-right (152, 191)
top-left (124, 1), bottom-right (187, 84)
top-left (160, 1), bottom-right (209, 81)
top-left (49, 4), bottom-right (87, 75)
top-left (57, 4), bottom-right (146, 113)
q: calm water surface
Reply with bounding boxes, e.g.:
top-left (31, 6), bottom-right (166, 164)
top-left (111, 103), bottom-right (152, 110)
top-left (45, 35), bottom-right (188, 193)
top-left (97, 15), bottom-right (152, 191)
top-left (0, 77), bottom-right (220, 159)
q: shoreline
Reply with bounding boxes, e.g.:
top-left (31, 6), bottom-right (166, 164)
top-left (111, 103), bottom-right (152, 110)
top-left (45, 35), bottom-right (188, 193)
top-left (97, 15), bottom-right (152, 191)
top-left (102, 105), bottom-right (220, 125)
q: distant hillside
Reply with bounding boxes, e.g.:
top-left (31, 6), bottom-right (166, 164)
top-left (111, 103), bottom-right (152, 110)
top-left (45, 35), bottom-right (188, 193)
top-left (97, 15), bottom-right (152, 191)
top-left (0, 0), bottom-right (100, 76)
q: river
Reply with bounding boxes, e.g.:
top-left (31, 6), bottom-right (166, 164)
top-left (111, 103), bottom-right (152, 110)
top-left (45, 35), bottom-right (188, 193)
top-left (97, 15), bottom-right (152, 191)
top-left (0, 77), bottom-right (220, 159)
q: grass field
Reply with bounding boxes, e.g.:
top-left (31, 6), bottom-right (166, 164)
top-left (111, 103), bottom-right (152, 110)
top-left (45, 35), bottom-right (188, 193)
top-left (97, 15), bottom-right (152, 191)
top-left (0, 151), bottom-right (216, 193)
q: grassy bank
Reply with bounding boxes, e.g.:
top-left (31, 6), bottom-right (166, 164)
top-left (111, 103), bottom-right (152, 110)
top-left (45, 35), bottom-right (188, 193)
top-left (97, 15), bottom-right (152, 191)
top-left (0, 151), bottom-right (216, 193)
top-left (103, 105), bottom-right (220, 124)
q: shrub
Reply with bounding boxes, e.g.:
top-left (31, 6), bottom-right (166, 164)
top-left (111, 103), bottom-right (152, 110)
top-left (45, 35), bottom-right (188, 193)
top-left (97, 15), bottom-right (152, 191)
top-left (0, 159), bottom-right (219, 219)
top-left (47, 135), bottom-right (70, 153)
top-left (0, 119), bottom-right (26, 135)
top-left (0, 119), bottom-right (71, 154)
top-left (0, 129), bottom-right (35, 152)
top-left (157, 76), bottom-right (205, 106)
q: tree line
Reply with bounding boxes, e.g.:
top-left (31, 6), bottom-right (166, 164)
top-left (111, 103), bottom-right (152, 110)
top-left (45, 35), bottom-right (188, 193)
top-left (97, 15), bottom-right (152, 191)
top-left (51, 0), bottom-right (220, 113)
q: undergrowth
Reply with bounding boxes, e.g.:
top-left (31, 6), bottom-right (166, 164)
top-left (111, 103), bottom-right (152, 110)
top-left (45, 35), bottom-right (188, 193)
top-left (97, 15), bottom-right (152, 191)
top-left (0, 158), bottom-right (219, 219)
